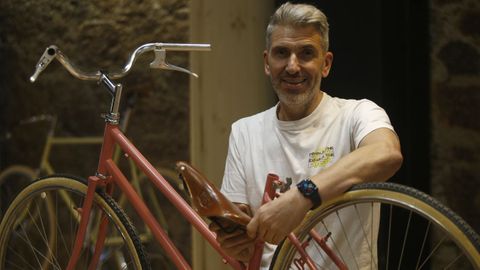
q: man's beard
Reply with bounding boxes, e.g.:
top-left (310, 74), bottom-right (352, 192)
top-left (272, 77), bottom-right (320, 107)
top-left (274, 87), bottom-right (315, 106)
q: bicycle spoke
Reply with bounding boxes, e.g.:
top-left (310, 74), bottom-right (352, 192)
top-left (416, 233), bottom-right (448, 269)
top-left (52, 190), bottom-right (75, 263)
top-left (352, 203), bottom-right (378, 269)
top-left (29, 200), bottom-right (61, 268)
top-left (34, 202), bottom-right (59, 265)
top-left (415, 221), bottom-right (431, 269)
top-left (386, 204), bottom-right (392, 270)
top-left (336, 210), bottom-right (360, 270)
top-left (18, 222), bottom-right (49, 268)
top-left (319, 220), bottom-right (346, 268)
top-left (443, 252), bottom-right (465, 269)
top-left (397, 210), bottom-right (412, 270)
top-left (7, 243), bottom-right (37, 270)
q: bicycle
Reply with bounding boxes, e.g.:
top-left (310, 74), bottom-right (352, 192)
top-left (0, 98), bottom-right (184, 268)
top-left (0, 42), bottom-right (478, 270)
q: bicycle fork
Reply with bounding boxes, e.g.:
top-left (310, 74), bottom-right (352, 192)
top-left (66, 175), bottom-right (105, 270)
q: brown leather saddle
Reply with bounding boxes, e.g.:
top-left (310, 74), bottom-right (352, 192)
top-left (175, 161), bottom-right (251, 232)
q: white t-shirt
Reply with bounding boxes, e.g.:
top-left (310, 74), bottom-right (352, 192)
top-left (221, 93), bottom-right (394, 269)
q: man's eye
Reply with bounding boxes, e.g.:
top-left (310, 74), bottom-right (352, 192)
top-left (301, 49), bottom-right (315, 58)
top-left (274, 48), bottom-right (288, 57)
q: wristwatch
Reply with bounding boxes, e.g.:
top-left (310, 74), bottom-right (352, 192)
top-left (296, 178), bottom-right (322, 209)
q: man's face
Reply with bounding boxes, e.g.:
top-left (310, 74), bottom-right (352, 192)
top-left (264, 25), bottom-right (333, 108)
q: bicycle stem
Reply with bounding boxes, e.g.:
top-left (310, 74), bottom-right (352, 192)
top-left (99, 74), bottom-right (122, 125)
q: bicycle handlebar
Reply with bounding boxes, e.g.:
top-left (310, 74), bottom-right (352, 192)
top-left (30, 42), bottom-right (211, 83)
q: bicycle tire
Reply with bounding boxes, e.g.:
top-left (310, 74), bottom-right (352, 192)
top-left (0, 165), bottom-right (37, 220)
top-left (0, 175), bottom-right (151, 270)
top-left (271, 182), bottom-right (480, 270)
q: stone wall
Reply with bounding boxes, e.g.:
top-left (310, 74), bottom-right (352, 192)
top-left (430, 0), bottom-right (480, 233)
top-left (0, 0), bottom-right (190, 170)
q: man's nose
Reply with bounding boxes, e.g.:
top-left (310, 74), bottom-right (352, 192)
top-left (285, 54), bottom-right (300, 74)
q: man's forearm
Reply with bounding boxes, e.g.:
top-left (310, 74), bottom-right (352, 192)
top-left (311, 128), bottom-right (403, 203)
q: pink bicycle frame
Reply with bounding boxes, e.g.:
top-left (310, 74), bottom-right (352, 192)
top-left (66, 123), bottom-right (244, 270)
top-left (66, 122), bottom-right (345, 270)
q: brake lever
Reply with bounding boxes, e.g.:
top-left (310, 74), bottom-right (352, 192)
top-left (150, 48), bottom-right (199, 78)
top-left (30, 45), bottom-right (58, 82)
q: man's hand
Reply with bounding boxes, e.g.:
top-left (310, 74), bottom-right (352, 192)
top-left (208, 204), bottom-right (255, 262)
top-left (246, 187), bottom-right (311, 244)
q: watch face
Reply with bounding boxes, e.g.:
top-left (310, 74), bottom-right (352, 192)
top-left (297, 179), bottom-right (322, 209)
top-left (299, 179), bottom-right (317, 196)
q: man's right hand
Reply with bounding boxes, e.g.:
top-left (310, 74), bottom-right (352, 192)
top-left (208, 204), bottom-right (255, 263)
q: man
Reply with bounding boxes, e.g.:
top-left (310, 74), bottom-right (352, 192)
top-left (210, 2), bottom-right (403, 268)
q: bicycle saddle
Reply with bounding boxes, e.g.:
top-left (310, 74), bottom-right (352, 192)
top-left (175, 161), bottom-right (251, 230)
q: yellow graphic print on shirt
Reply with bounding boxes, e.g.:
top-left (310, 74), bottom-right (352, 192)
top-left (308, 146), bottom-right (334, 168)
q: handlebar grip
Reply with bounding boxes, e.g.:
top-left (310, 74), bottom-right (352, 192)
top-left (30, 46), bottom-right (57, 82)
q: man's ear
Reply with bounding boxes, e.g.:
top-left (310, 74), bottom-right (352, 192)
top-left (263, 50), bottom-right (271, 76)
top-left (322, 52), bottom-right (333, 78)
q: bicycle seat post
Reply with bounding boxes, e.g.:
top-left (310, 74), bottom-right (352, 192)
top-left (99, 73), bottom-right (122, 125)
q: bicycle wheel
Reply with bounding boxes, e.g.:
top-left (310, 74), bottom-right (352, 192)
top-left (271, 182), bottom-right (480, 270)
top-left (0, 175), bottom-right (151, 270)
top-left (0, 165), bottom-right (37, 220)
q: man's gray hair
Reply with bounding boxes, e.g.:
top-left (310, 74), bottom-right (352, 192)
top-left (266, 2), bottom-right (329, 51)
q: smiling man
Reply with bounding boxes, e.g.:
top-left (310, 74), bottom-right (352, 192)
top-left (209, 2), bottom-right (403, 269)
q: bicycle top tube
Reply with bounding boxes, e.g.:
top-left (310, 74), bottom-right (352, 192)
top-left (30, 42), bottom-right (211, 82)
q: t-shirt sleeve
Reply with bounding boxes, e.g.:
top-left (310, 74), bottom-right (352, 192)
top-left (351, 99), bottom-right (395, 148)
top-left (220, 122), bottom-right (249, 204)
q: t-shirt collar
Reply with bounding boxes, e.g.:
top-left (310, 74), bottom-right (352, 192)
top-left (274, 92), bottom-right (331, 131)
